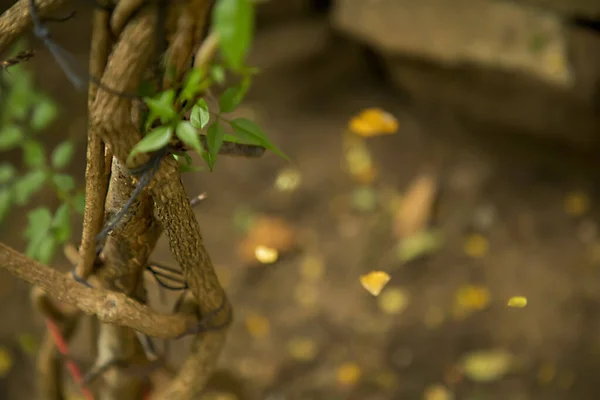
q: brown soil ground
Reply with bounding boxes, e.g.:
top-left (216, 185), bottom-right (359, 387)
top-left (3, 2), bottom-right (600, 400)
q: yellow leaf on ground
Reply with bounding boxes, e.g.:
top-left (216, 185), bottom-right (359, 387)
top-left (460, 349), bottom-right (514, 382)
top-left (336, 362), bottom-right (362, 386)
top-left (287, 337), bottom-right (318, 361)
top-left (564, 191), bottom-right (589, 217)
top-left (244, 313), bottom-right (271, 339)
top-left (274, 168), bottom-right (302, 192)
top-left (238, 216), bottom-right (296, 265)
top-left (424, 384), bottom-right (454, 400)
top-left (349, 108), bottom-right (398, 137)
top-left (0, 346), bottom-right (13, 377)
top-left (360, 271), bottom-right (391, 296)
top-left (17, 333), bottom-right (39, 356)
top-left (396, 230), bottom-right (443, 263)
top-left (378, 287), bottom-right (410, 315)
top-left (455, 285), bottom-right (491, 314)
top-left (294, 283), bottom-right (319, 309)
top-left (394, 172), bottom-right (438, 239)
top-left (507, 296), bottom-right (528, 308)
top-left (464, 234), bottom-right (489, 258)
top-left (254, 245), bottom-right (279, 264)
top-left (300, 254), bottom-right (325, 282)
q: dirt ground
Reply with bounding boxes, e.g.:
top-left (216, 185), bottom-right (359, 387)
top-left (3, 3), bottom-right (600, 400)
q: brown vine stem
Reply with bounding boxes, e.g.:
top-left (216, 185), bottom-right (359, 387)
top-left (0, 242), bottom-right (196, 338)
top-left (0, 0), bottom-right (67, 54)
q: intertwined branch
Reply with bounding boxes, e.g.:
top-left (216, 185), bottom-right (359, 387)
top-left (0, 0), bottom-right (245, 398)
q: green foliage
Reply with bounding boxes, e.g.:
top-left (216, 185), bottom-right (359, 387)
top-left (0, 46), bottom-right (84, 265)
top-left (190, 99), bottom-right (210, 129)
top-left (51, 141), bottom-right (74, 170)
top-left (128, 0), bottom-right (287, 172)
top-left (212, 0), bottom-right (254, 69)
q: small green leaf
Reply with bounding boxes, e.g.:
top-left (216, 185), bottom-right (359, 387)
top-left (128, 126), bottom-right (174, 161)
top-left (24, 207), bottom-right (53, 260)
top-left (37, 235), bottom-right (57, 264)
top-left (0, 189), bottom-right (12, 224)
top-left (219, 84), bottom-right (247, 113)
top-left (205, 122), bottom-right (226, 170)
top-left (73, 192), bottom-right (86, 215)
top-left (212, 0), bottom-right (254, 68)
top-left (190, 99), bottom-right (210, 129)
top-left (23, 140), bottom-right (46, 168)
top-left (180, 68), bottom-right (207, 102)
top-left (0, 125), bottom-right (24, 150)
top-left (210, 65), bottom-right (226, 84)
top-left (230, 118), bottom-right (288, 159)
top-left (0, 164), bottom-right (16, 184)
top-left (51, 174), bottom-right (75, 193)
top-left (31, 98), bottom-right (58, 130)
top-left (52, 203), bottom-right (71, 243)
top-left (176, 121), bottom-right (203, 153)
top-left (51, 141), bottom-right (74, 170)
top-left (143, 89), bottom-right (178, 129)
top-left (13, 170), bottom-right (46, 205)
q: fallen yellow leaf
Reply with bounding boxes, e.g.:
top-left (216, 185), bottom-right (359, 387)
top-left (455, 285), bottom-right (491, 313)
top-left (464, 234), bottom-right (489, 258)
top-left (460, 349), bottom-right (514, 382)
top-left (274, 168), bottom-right (302, 192)
top-left (349, 108), bottom-right (399, 137)
top-left (238, 216), bottom-right (296, 265)
top-left (359, 271), bottom-right (391, 296)
top-left (287, 337), bottom-right (318, 361)
top-left (336, 362), bottom-right (362, 386)
top-left (396, 230), bottom-right (443, 263)
top-left (244, 313), bottom-right (271, 339)
top-left (254, 245), bottom-right (279, 264)
top-left (0, 346), bottom-right (13, 378)
top-left (424, 383), bottom-right (454, 400)
top-left (507, 296), bottom-right (528, 308)
top-left (394, 173), bottom-right (438, 239)
top-left (564, 191), bottom-right (589, 217)
top-left (294, 283), bottom-right (319, 309)
top-left (378, 287), bottom-right (410, 315)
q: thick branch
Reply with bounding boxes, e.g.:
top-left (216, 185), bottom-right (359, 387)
top-left (0, 0), bottom-right (67, 54)
top-left (0, 242), bottom-right (195, 338)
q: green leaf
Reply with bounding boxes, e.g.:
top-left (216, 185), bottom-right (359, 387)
top-left (143, 89), bottom-right (178, 129)
top-left (180, 68), bottom-right (208, 102)
top-left (0, 164), bottom-right (16, 184)
top-left (37, 235), bottom-right (57, 264)
top-left (210, 65), bottom-right (226, 84)
top-left (218, 83), bottom-right (248, 113)
top-left (0, 125), bottom-right (24, 150)
top-left (52, 203), bottom-right (71, 243)
top-left (230, 118), bottom-right (288, 159)
top-left (73, 192), bottom-right (86, 215)
top-left (13, 170), bottom-right (46, 205)
top-left (24, 207), bottom-right (53, 260)
top-left (0, 189), bottom-right (12, 224)
top-left (176, 121), bottom-right (203, 153)
top-left (51, 141), bottom-right (74, 170)
top-left (23, 140), bottom-right (46, 168)
top-left (212, 0), bottom-right (254, 69)
top-left (31, 97), bottom-right (58, 130)
top-left (51, 174), bottom-right (75, 193)
top-left (128, 125), bottom-right (173, 161)
top-left (190, 99), bottom-right (210, 129)
top-left (205, 122), bottom-right (226, 170)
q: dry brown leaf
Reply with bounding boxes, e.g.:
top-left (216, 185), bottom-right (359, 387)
top-left (238, 216), bottom-right (297, 264)
top-left (394, 172), bottom-right (438, 239)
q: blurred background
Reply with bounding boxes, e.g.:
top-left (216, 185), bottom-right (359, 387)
top-left (2, 0), bottom-right (600, 399)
